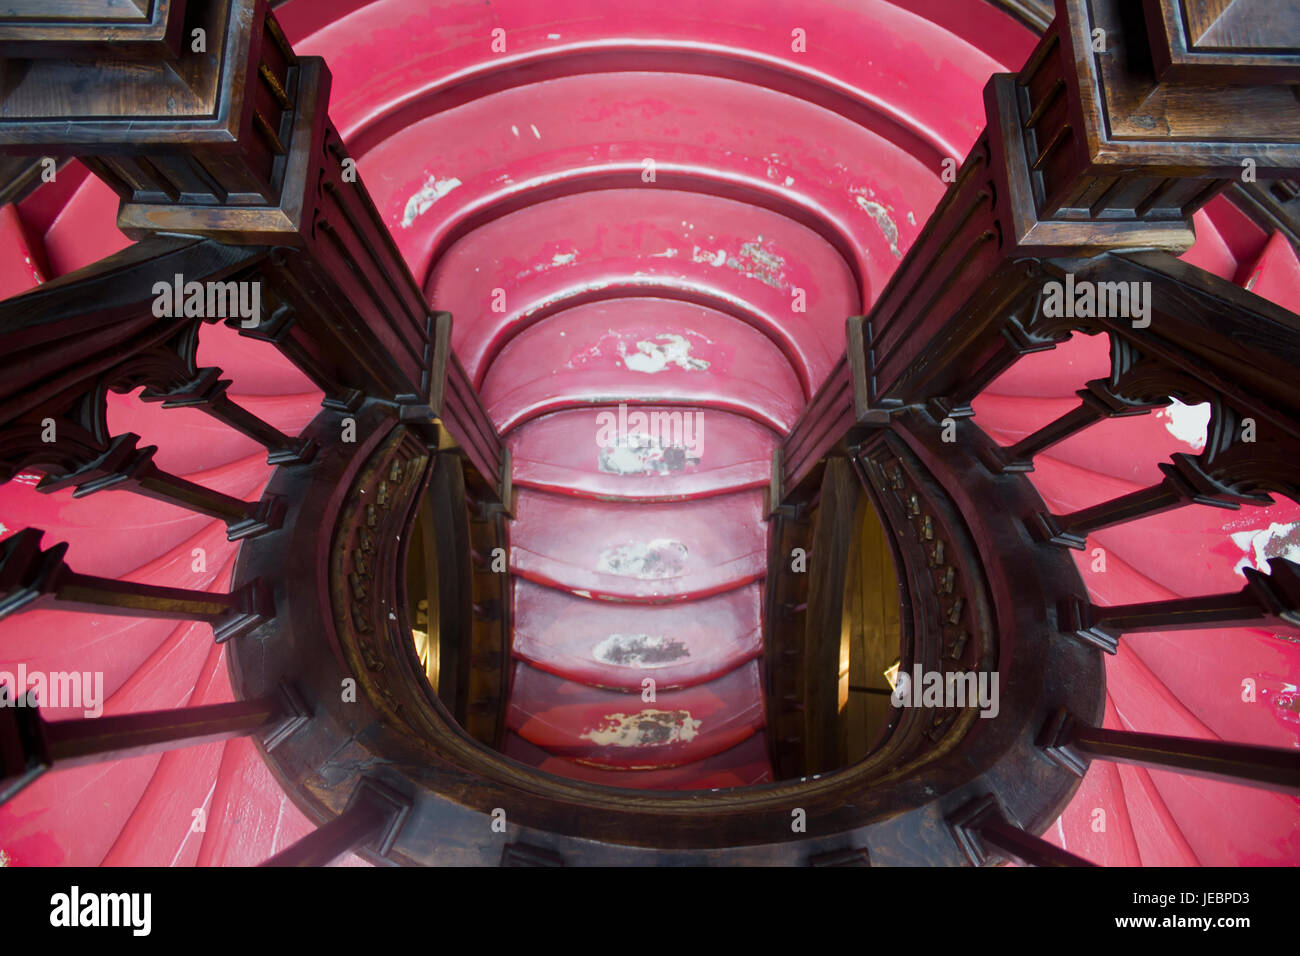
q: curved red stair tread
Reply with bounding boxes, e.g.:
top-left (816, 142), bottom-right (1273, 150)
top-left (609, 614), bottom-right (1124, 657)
top-left (100, 641), bottom-right (238, 866)
top-left (512, 577), bottom-right (761, 691)
top-left (1120, 627), bottom-right (1299, 750)
top-left (0, 539), bottom-right (240, 717)
top-left (975, 394), bottom-right (1216, 488)
top-left (363, 74), bottom-right (937, 296)
top-left (1179, 208), bottom-right (1239, 280)
top-left (428, 189), bottom-right (856, 392)
top-left (0, 454), bottom-right (269, 579)
top-left (1052, 697), bottom-right (1202, 866)
top-left (1026, 455), bottom-right (1300, 598)
top-left (37, 173), bottom-right (129, 277)
top-left (105, 389), bottom-right (321, 475)
top-left (510, 405), bottom-right (774, 501)
top-left (1042, 758), bottom-right (1144, 866)
top-left (1105, 657), bottom-right (1300, 864)
top-left (1242, 232), bottom-right (1300, 312)
top-left (504, 730), bottom-right (772, 790)
top-left (0, 616), bottom-right (227, 865)
top-left (979, 331), bottom-right (1112, 401)
top-left (0, 204), bottom-right (44, 299)
top-left (307, 0), bottom-right (992, 160)
top-left (194, 321), bottom-right (322, 398)
top-left (507, 659), bottom-right (765, 768)
top-left (509, 487), bottom-right (766, 601)
top-left (481, 298), bottom-right (804, 434)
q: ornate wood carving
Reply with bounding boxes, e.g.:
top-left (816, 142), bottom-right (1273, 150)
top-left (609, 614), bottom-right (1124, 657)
top-left (0, 1), bottom-right (509, 501)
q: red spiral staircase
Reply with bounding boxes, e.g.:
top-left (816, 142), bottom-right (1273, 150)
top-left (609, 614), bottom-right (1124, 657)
top-left (0, 0), bottom-right (1298, 866)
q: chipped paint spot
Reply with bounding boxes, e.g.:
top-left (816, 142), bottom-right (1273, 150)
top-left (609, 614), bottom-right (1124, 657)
top-left (739, 239), bottom-right (784, 280)
top-left (693, 246), bottom-right (727, 267)
top-left (593, 634), bottom-right (692, 667)
top-left (581, 709), bottom-right (701, 746)
top-left (514, 249), bottom-right (579, 279)
top-left (547, 32), bottom-right (561, 39)
top-left (620, 333), bottom-right (710, 373)
top-left (1229, 521), bottom-right (1300, 577)
top-left (530, 123), bottom-right (541, 139)
top-left (855, 195), bottom-right (901, 258)
top-left (400, 175), bottom-right (462, 227)
top-left (650, 248), bottom-right (679, 258)
top-left (599, 431), bottom-right (700, 475)
top-left (597, 538), bottom-right (688, 578)
top-left (1157, 397), bottom-right (1210, 450)
top-left (783, 175), bottom-right (795, 187)
top-left (691, 238), bottom-right (787, 289)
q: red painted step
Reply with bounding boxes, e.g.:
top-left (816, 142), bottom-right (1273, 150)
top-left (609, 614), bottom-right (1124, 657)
top-left (509, 405), bottom-right (775, 501)
top-left (512, 577), bottom-right (762, 690)
top-left (427, 188), bottom-right (858, 392)
top-left (505, 730), bottom-right (773, 790)
top-left (479, 297), bottom-right (805, 434)
top-left (3, 0), bottom-right (1297, 864)
top-left (509, 487), bottom-right (767, 601)
top-left (507, 659), bottom-right (765, 768)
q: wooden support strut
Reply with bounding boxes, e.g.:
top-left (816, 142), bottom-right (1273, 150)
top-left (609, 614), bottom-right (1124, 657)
top-left (0, 682), bottom-right (308, 806)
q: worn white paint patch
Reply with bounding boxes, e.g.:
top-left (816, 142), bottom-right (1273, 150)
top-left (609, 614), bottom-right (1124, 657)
top-left (400, 175), bottom-right (462, 227)
top-left (514, 249), bottom-right (579, 279)
top-left (693, 246), bottom-right (727, 267)
top-left (783, 175), bottom-right (795, 187)
top-left (738, 239), bottom-right (785, 288)
top-left (581, 709), bottom-right (701, 746)
top-left (511, 125), bottom-right (519, 137)
top-left (650, 248), bottom-right (679, 258)
top-left (592, 634), bottom-right (692, 668)
top-left (854, 192), bottom-right (902, 258)
top-left (620, 333), bottom-right (710, 373)
top-left (599, 431), bottom-right (700, 475)
top-left (1229, 521), bottom-right (1300, 577)
top-left (547, 32), bottom-right (561, 38)
top-left (530, 123), bottom-right (541, 139)
top-left (691, 238), bottom-right (787, 289)
top-left (597, 538), bottom-right (688, 578)
top-left (1157, 397), bottom-right (1210, 450)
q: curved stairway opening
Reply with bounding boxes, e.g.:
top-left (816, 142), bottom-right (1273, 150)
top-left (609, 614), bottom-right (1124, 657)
top-left (0, 0), bottom-right (1298, 866)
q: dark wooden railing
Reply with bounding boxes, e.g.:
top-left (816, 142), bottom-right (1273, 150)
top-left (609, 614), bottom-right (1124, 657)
top-left (1, 680), bottom-right (307, 805)
top-left (766, 0), bottom-right (1300, 863)
top-left (0, 0), bottom-right (511, 861)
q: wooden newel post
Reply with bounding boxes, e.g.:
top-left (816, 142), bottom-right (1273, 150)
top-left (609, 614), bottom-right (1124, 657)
top-left (0, 0), bottom-right (510, 504)
top-left (776, 0), bottom-right (1300, 506)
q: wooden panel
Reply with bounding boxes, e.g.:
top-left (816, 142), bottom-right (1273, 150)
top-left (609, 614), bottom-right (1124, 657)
top-left (0, 0), bottom-right (185, 61)
top-left (840, 491), bottom-right (902, 765)
top-left (1143, 0), bottom-right (1300, 83)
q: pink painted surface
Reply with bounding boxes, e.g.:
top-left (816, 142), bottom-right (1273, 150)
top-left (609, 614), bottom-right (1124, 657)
top-left (0, 0), bottom-right (1295, 863)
